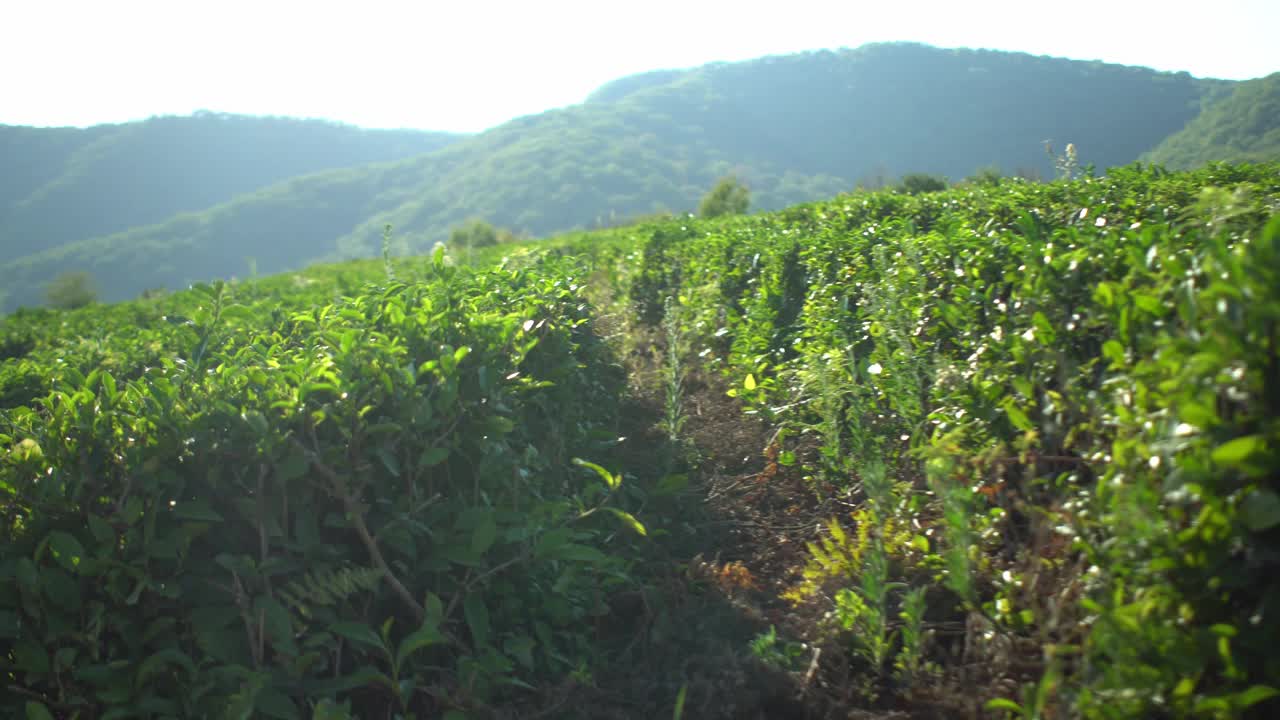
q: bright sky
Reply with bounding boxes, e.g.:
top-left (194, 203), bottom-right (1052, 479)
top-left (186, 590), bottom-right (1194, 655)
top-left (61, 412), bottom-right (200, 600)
top-left (3, 0), bottom-right (1277, 133)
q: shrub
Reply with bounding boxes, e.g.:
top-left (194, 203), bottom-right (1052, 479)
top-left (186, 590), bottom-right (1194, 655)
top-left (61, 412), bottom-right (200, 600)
top-left (1, 261), bottom-right (640, 718)
top-left (699, 175), bottom-right (750, 218)
top-left (895, 172), bottom-right (949, 195)
top-left (44, 271), bottom-right (98, 309)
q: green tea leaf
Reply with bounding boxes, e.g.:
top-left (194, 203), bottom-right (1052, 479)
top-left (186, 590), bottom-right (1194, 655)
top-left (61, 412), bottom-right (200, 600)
top-left (606, 507), bottom-right (647, 536)
top-left (557, 544), bottom-right (606, 564)
top-left (464, 594), bottom-right (491, 648)
top-left (984, 698), bottom-right (1025, 713)
top-left (1235, 685), bottom-right (1280, 709)
top-left (25, 702), bottom-right (55, 720)
top-left (329, 622), bottom-right (386, 653)
top-left (534, 528), bottom-right (573, 559)
top-left (375, 447), bottom-right (400, 477)
top-left (1212, 435), bottom-right (1265, 468)
top-left (173, 500), bottom-right (224, 523)
top-left (255, 687), bottom-right (300, 720)
top-left (1242, 490), bottom-right (1280, 532)
top-left (87, 514), bottom-right (116, 545)
top-left (471, 515), bottom-right (498, 555)
top-left (1002, 399), bottom-right (1035, 432)
top-left (395, 623), bottom-right (445, 668)
top-left (136, 647), bottom-right (197, 687)
top-left (654, 474), bottom-right (689, 496)
top-left (1031, 311), bottom-right (1056, 344)
top-left (418, 446), bottom-right (449, 467)
top-left (572, 457), bottom-right (619, 489)
top-left (14, 638), bottom-right (50, 673)
top-left (0, 610), bottom-right (19, 639)
top-left (311, 699), bottom-right (353, 720)
top-left (242, 410), bottom-right (269, 436)
top-left (47, 531), bottom-right (85, 572)
top-left (42, 568), bottom-right (82, 607)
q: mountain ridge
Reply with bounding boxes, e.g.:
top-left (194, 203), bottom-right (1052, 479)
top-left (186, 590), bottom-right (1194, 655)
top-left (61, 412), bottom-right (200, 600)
top-left (0, 114), bottom-right (464, 259)
top-left (1142, 72), bottom-right (1280, 168)
top-left (2, 41), bottom-right (1269, 310)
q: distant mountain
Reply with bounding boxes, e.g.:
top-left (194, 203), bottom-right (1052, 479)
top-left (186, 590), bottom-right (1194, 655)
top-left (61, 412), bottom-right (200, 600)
top-left (1142, 73), bottom-right (1280, 169)
top-left (0, 114), bottom-right (463, 258)
top-left (0, 43), bottom-right (1225, 309)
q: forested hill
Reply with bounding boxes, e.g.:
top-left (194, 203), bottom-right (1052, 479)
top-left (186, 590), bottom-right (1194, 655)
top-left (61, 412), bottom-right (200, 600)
top-left (0, 114), bottom-right (463, 258)
top-left (1142, 73), bottom-right (1280, 169)
top-left (0, 43), bottom-right (1227, 309)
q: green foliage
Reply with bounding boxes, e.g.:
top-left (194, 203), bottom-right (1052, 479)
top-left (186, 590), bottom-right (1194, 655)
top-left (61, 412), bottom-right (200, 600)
top-left (1, 42), bottom-right (1224, 310)
top-left (447, 219), bottom-right (507, 250)
top-left (6, 159), bottom-right (1280, 718)
top-left (0, 256), bottom-right (641, 717)
top-left (748, 625), bottom-right (807, 671)
top-left (965, 165), bottom-right (1005, 186)
top-left (1143, 73), bottom-right (1280, 169)
top-left (577, 161), bottom-right (1280, 715)
top-left (0, 114), bottom-right (461, 261)
top-left (895, 585), bottom-right (929, 685)
top-left (896, 173), bottom-right (949, 195)
top-left (699, 175), bottom-right (750, 218)
top-left (44, 271), bottom-right (97, 309)
top-left (660, 296), bottom-right (688, 444)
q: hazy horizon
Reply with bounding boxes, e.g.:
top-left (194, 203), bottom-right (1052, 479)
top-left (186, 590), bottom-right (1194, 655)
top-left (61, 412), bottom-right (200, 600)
top-left (4, 0), bottom-right (1278, 133)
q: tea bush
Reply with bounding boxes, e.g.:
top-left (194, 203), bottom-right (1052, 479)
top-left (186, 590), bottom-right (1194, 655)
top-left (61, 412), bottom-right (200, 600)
top-left (5, 161), bottom-right (1280, 718)
top-left (1, 251), bottom-right (640, 718)
top-left (592, 162), bottom-right (1280, 716)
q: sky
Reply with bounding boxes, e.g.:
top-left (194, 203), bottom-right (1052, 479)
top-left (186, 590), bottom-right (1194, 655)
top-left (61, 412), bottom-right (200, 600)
top-left (3, 0), bottom-right (1278, 133)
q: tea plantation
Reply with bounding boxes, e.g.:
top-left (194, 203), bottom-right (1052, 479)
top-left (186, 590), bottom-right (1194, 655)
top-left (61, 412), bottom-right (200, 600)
top-left (3, 162), bottom-right (1279, 718)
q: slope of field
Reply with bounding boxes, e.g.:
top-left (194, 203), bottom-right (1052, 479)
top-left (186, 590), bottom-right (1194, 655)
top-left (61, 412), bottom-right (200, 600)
top-left (0, 42), bottom-right (1221, 309)
top-left (1143, 72), bottom-right (1280, 169)
top-left (4, 162), bottom-right (1278, 718)
top-left (0, 114), bottom-right (463, 258)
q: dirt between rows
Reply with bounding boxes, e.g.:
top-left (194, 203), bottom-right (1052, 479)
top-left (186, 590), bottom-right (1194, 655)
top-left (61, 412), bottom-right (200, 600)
top-left (500, 311), bottom-right (1003, 719)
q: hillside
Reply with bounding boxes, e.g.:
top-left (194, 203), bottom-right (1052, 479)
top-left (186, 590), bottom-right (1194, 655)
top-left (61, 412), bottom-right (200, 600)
top-left (0, 43), bottom-right (1221, 309)
top-left (3, 164), bottom-right (1278, 718)
top-left (1143, 72), bottom-right (1280, 169)
top-left (0, 113), bottom-right (463, 258)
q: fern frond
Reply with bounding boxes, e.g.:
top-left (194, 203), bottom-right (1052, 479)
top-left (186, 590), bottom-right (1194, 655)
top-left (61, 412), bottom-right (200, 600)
top-left (277, 565), bottom-right (384, 618)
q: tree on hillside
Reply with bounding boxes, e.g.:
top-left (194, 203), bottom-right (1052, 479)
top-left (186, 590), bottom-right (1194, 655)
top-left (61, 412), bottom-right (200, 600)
top-left (447, 219), bottom-right (520, 253)
top-left (45, 271), bottom-right (98, 309)
top-left (448, 219), bottom-right (500, 250)
top-left (964, 165), bottom-right (1003, 187)
top-left (699, 175), bottom-right (750, 218)
top-left (896, 173), bottom-right (949, 195)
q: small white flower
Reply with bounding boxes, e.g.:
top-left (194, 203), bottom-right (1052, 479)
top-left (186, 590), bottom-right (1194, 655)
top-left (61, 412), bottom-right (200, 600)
top-left (867, 363), bottom-right (883, 376)
top-left (1021, 328), bottom-right (1036, 342)
top-left (1148, 456), bottom-right (1162, 470)
top-left (990, 326), bottom-right (1004, 342)
top-left (1174, 423), bottom-right (1196, 437)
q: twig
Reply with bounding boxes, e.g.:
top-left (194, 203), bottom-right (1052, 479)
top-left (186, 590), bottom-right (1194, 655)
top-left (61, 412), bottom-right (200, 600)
top-left (801, 647), bottom-right (823, 694)
top-left (257, 463), bottom-right (271, 595)
top-left (294, 439), bottom-right (426, 624)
